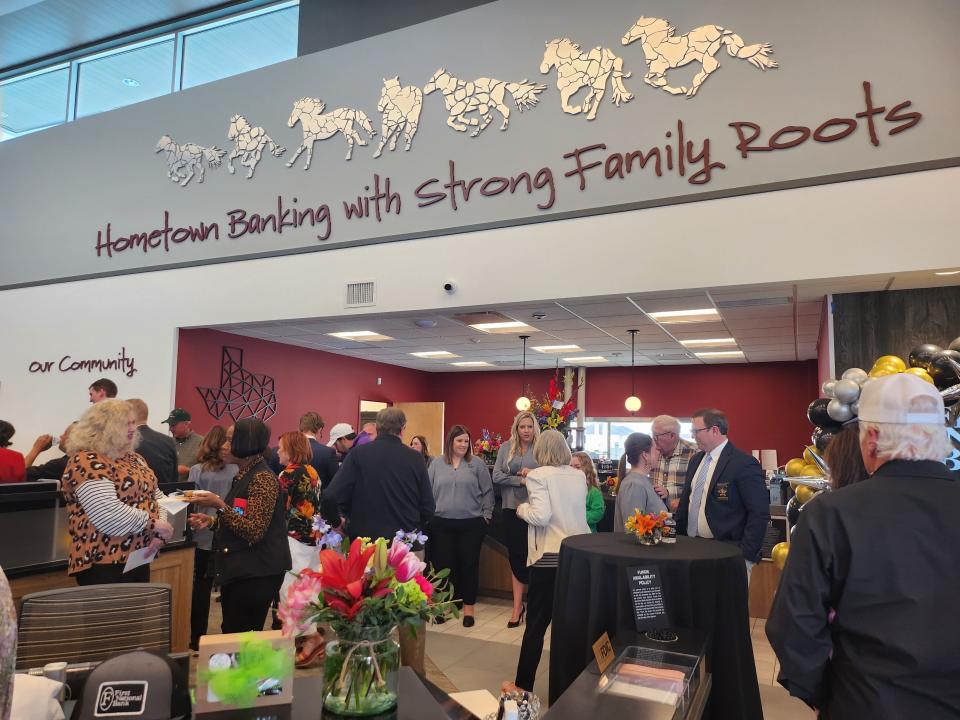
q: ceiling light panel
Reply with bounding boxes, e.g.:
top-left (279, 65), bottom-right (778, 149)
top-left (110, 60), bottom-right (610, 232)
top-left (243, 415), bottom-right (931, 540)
top-left (410, 351), bottom-right (460, 358)
top-left (326, 331), bottom-right (394, 341)
top-left (563, 356), bottom-right (608, 363)
top-left (468, 321), bottom-right (537, 334)
top-left (531, 344), bottom-right (582, 353)
top-left (648, 308), bottom-right (720, 324)
top-left (680, 338), bottom-right (738, 347)
top-left (695, 350), bottom-right (745, 358)
top-left (451, 361), bottom-right (493, 367)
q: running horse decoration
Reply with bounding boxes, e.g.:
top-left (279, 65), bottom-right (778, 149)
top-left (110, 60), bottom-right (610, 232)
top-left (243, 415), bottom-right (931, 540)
top-left (154, 134), bottom-right (226, 187)
top-left (226, 114), bottom-right (286, 179)
top-left (373, 76), bottom-right (423, 158)
top-left (621, 17), bottom-right (778, 98)
top-left (540, 38), bottom-right (633, 120)
top-left (423, 68), bottom-right (546, 137)
top-left (286, 97), bottom-right (376, 169)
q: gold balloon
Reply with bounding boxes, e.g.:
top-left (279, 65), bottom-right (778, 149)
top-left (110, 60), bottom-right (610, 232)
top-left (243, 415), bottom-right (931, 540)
top-left (869, 366), bottom-right (897, 378)
top-left (785, 458), bottom-right (806, 477)
top-left (904, 367), bottom-right (935, 384)
top-left (874, 355), bottom-right (907, 372)
top-left (800, 463), bottom-right (823, 477)
top-left (802, 445), bottom-right (818, 465)
top-left (795, 485), bottom-right (818, 504)
top-left (771, 542), bottom-right (790, 570)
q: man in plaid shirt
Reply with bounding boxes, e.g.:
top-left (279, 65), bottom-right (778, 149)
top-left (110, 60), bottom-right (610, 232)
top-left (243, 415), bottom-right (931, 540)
top-left (650, 415), bottom-right (697, 511)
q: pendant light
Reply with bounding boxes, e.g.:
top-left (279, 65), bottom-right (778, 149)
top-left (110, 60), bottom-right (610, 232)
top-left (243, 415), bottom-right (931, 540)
top-left (515, 335), bottom-right (532, 411)
top-left (624, 329), bottom-right (642, 413)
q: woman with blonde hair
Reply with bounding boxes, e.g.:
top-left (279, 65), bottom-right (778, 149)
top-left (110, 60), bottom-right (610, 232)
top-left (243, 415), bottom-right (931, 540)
top-left (493, 411), bottom-right (540, 627)
top-left (187, 425), bottom-right (237, 649)
top-left (61, 399), bottom-right (174, 585)
top-left (571, 451), bottom-right (605, 532)
top-left (504, 430), bottom-right (589, 693)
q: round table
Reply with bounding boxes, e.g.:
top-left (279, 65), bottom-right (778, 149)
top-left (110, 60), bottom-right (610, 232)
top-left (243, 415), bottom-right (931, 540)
top-left (549, 534), bottom-right (762, 720)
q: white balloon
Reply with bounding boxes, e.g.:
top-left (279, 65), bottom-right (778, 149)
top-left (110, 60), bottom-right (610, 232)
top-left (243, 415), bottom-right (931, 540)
top-left (827, 399), bottom-right (854, 422)
top-left (833, 379), bottom-right (861, 404)
top-left (821, 380), bottom-right (837, 398)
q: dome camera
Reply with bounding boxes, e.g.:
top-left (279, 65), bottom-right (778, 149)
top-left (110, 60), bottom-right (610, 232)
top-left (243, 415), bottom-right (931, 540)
top-left (443, 281), bottom-right (456, 294)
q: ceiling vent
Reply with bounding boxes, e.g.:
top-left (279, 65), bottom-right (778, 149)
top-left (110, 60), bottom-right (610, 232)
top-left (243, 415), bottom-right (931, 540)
top-left (345, 281), bottom-right (376, 308)
top-left (715, 297), bottom-right (791, 308)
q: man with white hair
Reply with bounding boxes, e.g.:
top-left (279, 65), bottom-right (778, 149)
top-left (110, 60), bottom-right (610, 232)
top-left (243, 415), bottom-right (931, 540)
top-left (767, 373), bottom-right (960, 718)
top-left (650, 414), bottom-right (697, 510)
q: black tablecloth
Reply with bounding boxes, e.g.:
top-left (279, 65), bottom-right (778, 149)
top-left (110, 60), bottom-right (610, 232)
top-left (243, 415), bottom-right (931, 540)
top-left (596, 494), bottom-right (617, 533)
top-left (548, 534), bottom-right (761, 720)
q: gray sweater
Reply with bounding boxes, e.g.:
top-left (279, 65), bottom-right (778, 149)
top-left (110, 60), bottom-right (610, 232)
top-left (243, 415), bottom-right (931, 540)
top-left (428, 456), bottom-right (494, 520)
top-left (613, 471), bottom-right (668, 532)
top-left (492, 443), bottom-right (538, 510)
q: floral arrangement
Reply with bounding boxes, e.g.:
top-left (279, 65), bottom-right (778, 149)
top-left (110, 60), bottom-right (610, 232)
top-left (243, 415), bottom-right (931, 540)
top-left (473, 429), bottom-right (504, 465)
top-left (525, 369), bottom-right (579, 433)
top-left (625, 510), bottom-right (670, 542)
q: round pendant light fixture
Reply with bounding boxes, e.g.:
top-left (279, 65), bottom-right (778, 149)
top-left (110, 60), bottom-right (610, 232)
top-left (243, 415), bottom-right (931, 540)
top-left (516, 335), bottom-right (532, 411)
top-left (625, 329), bottom-right (642, 413)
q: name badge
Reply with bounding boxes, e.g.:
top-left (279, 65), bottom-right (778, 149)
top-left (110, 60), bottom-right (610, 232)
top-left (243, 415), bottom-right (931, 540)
top-left (233, 498), bottom-right (248, 516)
top-left (715, 482), bottom-right (730, 500)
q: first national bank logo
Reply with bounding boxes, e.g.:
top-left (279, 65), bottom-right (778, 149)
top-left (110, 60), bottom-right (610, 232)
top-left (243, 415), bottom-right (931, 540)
top-left (94, 681), bottom-right (149, 716)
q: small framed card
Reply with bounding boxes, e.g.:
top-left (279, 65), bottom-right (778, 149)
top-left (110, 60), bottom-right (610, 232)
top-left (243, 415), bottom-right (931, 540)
top-left (195, 630), bottom-right (295, 715)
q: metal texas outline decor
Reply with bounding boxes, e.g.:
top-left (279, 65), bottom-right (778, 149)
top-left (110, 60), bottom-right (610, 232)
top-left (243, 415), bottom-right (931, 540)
top-left (154, 14), bottom-right (779, 184)
top-left (197, 346), bottom-right (277, 422)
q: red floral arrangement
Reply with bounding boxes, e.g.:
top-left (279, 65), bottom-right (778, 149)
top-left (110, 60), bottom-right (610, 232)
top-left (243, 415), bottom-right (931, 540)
top-left (526, 369), bottom-right (579, 433)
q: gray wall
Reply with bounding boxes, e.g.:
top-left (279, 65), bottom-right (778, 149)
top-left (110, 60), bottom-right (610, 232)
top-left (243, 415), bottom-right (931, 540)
top-left (834, 287), bottom-right (960, 372)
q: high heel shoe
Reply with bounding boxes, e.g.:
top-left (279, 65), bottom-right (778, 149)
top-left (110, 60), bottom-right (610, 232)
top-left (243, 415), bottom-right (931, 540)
top-left (507, 604), bottom-right (526, 628)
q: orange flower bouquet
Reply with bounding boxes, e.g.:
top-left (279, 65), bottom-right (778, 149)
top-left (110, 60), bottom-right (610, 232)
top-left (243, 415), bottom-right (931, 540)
top-left (625, 510), bottom-right (670, 545)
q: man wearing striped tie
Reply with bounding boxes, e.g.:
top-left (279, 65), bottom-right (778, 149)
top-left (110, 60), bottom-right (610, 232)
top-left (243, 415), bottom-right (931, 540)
top-left (675, 408), bottom-right (769, 580)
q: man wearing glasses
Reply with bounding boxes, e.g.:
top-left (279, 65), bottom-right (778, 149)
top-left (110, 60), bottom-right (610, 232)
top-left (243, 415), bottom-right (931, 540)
top-left (675, 408), bottom-right (769, 578)
top-left (650, 415), bottom-right (698, 511)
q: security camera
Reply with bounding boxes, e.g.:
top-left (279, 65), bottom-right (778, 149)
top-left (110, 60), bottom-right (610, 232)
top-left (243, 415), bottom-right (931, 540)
top-left (443, 281), bottom-right (456, 294)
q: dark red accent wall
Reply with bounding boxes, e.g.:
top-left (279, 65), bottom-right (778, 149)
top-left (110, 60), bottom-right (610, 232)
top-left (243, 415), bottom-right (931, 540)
top-left (175, 329), bottom-right (818, 461)
top-left (175, 329), bottom-right (436, 443)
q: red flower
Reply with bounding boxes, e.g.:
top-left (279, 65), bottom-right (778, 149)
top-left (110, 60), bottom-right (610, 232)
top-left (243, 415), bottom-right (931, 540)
top-left (318, 538), bottom-right (376, 618)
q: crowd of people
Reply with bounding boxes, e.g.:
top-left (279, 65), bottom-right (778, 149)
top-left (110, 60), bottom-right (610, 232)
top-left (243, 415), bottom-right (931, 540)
top-left (2, 372), bottom-right (956, 718)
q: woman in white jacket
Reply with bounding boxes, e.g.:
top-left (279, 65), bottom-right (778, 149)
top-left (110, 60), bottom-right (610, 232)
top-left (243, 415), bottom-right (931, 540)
top-left (504, 429), bottom-right (590, 693)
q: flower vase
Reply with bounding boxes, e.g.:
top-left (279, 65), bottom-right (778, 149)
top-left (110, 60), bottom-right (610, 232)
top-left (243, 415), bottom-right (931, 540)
top-left (637, 528), bottom-right (662, 546)
top-left (323, 626), bottom-right (400, 716)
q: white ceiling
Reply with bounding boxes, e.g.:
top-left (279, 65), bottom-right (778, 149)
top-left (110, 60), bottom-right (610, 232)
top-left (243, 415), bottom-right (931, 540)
top-left (209, 270), bottom-right (960, 372)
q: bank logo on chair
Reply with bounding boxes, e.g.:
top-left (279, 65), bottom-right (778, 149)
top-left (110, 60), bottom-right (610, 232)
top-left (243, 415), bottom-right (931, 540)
top-left (94, 681), bottom-right (148, 716)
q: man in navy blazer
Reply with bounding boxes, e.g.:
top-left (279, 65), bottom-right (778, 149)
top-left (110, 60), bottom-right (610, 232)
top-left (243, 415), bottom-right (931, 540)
top-left (675, 408), bottom-right (769, 568)
top-left (299, 411), bottom-right (339, 490)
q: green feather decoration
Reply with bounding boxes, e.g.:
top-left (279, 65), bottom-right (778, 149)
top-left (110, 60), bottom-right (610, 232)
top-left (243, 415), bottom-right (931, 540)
top-left (200, 633), bottom-right (293, 708)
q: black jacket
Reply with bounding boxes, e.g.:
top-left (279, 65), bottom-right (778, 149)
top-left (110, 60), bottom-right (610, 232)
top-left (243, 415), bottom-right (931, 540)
top-left (674, 442), bottom-right (769, 562)
top-left (307, 437), bottom-right (339, 491)
top-left (26, 455), bottom-right (68, 482)
top-left (766, 460), bottom-right (960, 717)
top-left (135, 425), bottom-right (178, 485)
top-left (322, 434), bottom-right (434, 541)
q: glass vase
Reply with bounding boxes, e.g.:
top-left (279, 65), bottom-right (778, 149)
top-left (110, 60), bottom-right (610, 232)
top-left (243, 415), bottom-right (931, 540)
top-left (637, 528), bottom-right (662, 546)
top-left (323, 625), bottom-right (399, 716)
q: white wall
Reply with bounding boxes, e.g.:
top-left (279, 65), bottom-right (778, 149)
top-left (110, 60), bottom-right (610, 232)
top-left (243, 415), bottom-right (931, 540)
top-left (3, 165), bottom-right (959, 460)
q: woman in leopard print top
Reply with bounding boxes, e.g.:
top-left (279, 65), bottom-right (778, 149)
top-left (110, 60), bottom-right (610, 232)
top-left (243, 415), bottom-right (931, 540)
top-left (61, 400), bottom-right (174, 585)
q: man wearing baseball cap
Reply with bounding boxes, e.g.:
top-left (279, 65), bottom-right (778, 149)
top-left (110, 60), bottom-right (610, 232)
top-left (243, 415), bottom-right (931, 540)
top-left (767, 374), bottom-right (960, 718)
top-left (163, 408), bottom-right (204, 481)
top-left (327, 422), bottom-right (357, 463)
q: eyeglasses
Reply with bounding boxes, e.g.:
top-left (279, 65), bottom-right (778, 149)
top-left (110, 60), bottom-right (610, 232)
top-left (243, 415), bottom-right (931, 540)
top-left (653, 432), bottom-right (676, 439)
top-left (691, 426), bottom-right (711, 435)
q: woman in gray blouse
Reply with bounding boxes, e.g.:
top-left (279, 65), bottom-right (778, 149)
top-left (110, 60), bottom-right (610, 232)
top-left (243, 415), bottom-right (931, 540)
top-left (428, 424), bottom-right (494, 627)
top-left (614, 432), bottom-right (668, 532)
top-left (493, 411), bottom-right (540, 627)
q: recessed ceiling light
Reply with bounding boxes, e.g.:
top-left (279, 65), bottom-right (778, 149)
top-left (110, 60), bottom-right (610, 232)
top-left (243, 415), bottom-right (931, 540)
top-left (532, 344), bottom-right (582, 353)
top-left (648, 308), bottom-right (720, 324)
top-left (680, 338), bottom-right (738, 347)
top-left (451, 361), bottom-right (493, 367)
top-left (122, 77), bottom-right (141, 87)
top-left (414, 319), bottom-right (438, 328)
top-left (935, 270), bottom-right (960, 276)
top-left (410, 351), bottom-right (461, 359)
top-left (563, 356), bottom-right (608, 363)
top-left (695, 350), bottom-right (745, 358)
top-left (469, 321), bottom-right (537, 334)
top-left (327, 331), bottom-right (394, 341)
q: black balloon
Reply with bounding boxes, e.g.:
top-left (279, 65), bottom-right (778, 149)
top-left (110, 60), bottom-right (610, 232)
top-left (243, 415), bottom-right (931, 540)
top-left (909, 343), bottom-right (943, 370)
top-left (807, 398), bottom-right (832, 428)
top-left (814, 428), bottom-right (839, 453)
top-left (929, 349), bottom-right (960, 390)
top-left (949, 336), bottom-right (960, 353)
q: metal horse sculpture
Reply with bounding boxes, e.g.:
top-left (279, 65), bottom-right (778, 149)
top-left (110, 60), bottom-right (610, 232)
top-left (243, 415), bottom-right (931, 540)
top-left (423, 68), bottom-right (546, 137)
top-left (373, 76), bottom-right (423, 158)
top-left (286, 97), bottom-right (376, 169)
top-left (154, 134), bottom-right (225, 187)
top-left (621, 16), bottom-right (778, 98)
top-left (226, 114), bottom-right (285, 179)
top-left (540, 38), bottom-right (633, 120)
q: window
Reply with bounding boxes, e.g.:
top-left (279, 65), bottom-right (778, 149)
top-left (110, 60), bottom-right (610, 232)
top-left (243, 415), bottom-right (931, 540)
top-left (75, 38), bottom-right (175, 119)
top-left (0, 65), bottom-right (69, 141)
top-left (583, 418), bottom-right (694, 460)
top-left (0, 1), bottom-right (299, 142)
top-left (181, 4), bottom-right (299, 90)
